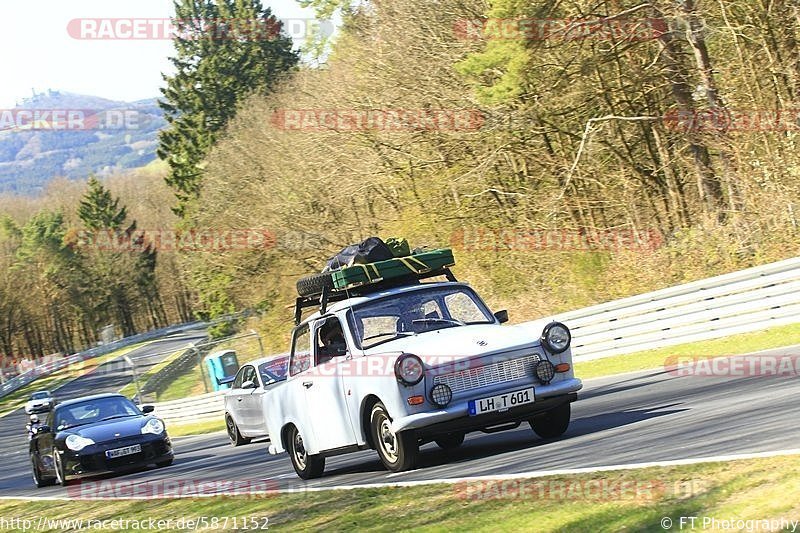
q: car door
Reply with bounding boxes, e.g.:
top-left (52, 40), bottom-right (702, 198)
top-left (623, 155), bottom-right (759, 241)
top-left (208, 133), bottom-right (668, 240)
top-left (32, 410), bottom-right (56, 475)
top-left (302, 317), bottom-right (357, 452)
top-left (244, 367), bottom-right (268, 435)
top-left (226, 367), bottom-right (250, 431)
top-left (238, 365), bottom-right (262, 434)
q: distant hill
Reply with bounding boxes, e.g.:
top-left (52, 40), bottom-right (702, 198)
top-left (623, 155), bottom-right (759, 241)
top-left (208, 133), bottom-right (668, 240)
top-left (0, 90), bottom-right (166, 195)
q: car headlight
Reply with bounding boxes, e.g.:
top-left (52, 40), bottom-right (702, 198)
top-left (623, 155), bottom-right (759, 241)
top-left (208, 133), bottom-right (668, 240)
top-left (541, 322), bottom-right (571, 354)
top-left (394, 354), bottom-right (424, 386)
top-left (65, 434), bottom-right (95, 451)
top-left (141, 418), bottom-right (165, 435)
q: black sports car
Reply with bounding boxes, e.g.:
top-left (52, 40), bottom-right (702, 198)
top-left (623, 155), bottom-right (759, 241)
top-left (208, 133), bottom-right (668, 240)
top-left (29, 393), bottom-right (173, 487)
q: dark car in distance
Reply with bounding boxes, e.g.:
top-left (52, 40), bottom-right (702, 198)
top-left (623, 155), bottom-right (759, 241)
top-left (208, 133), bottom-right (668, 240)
top-left (29, 393), bottom-right (173, 487)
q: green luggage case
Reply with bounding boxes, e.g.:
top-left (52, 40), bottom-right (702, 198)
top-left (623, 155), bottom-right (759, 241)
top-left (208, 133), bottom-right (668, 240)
top-left (330, 248), bottom-right (455, 290)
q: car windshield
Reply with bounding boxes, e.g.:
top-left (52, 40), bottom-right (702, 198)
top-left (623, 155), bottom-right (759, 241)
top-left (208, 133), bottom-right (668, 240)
top-left (54, 397), bottom-right (141, 430)
top-left (348, 286), bottom-right (494, 349)
top-left (31, 392), bottom-right (49, 400)
top-left (258, 358), bottom-right (288, 386)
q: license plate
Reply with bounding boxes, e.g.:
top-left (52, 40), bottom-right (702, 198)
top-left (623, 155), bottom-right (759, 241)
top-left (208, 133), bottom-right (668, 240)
top-left (468, 388), bottom-right (535, 416)
top-left (105, 444), bottom-right (141, 459)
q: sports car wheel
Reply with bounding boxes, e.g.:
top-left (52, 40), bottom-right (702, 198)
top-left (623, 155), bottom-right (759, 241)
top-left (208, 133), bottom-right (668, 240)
top-left (371, 402), bottom-right (418, 472)
top-left (287, 425), bottom-right (325, 480)
top-left (31, 455), bottom-right (53, 488)
top-left (53, 451), bottom-right (69, 487)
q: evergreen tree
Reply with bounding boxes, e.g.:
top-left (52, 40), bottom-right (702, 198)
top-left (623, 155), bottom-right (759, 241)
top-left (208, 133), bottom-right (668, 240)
top-left (158, 0), bottom-right (299, 216)
top-left (77, 176), bottom-right (128, 231)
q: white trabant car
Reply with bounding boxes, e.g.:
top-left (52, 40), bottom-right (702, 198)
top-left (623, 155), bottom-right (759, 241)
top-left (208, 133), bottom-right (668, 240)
top-left (264, 279), bottom-right (583, 479)
top-left (224, 355), bottom-right (288, 446)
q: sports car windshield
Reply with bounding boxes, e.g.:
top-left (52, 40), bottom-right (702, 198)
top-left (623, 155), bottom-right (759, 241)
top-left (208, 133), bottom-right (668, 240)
top-left (348, 286), bottom-right (494, 349)
top-left (31, 392), bottom-right (49, 400)
top-left (54, 397), bottom-right (142, 430)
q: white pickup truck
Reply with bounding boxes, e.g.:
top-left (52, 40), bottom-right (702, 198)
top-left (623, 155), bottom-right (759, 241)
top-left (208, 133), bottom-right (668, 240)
top-left (264, 278), bottom-right (583, 479)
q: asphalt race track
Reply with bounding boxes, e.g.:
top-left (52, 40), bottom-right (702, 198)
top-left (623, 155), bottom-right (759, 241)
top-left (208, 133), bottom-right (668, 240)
top-left (0, 344), bottom-right (798, 497)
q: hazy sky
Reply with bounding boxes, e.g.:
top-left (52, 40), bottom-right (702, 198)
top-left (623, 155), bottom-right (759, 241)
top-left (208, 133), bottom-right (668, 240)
top-left (0, 0), bottom-right (316, 108)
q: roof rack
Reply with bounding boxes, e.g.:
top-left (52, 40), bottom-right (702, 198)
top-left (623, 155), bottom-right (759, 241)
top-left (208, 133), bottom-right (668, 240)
top-left (293, 267), bottom-right (458, 325)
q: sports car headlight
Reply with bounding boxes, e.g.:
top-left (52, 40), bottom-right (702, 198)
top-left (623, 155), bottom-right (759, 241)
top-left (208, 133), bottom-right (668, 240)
top-left (541, 322), bottom-right (571, 354)
top-left (141, 418), bottom-right (165, 435)
top-left (65, 434), bottom-right (95, 451)
top-left (395, 354), bottom-right (424, 386)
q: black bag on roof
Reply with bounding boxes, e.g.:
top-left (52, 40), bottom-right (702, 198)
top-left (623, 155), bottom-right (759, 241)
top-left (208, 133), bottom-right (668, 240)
top-left (323, 237), bottom-right (394, 272)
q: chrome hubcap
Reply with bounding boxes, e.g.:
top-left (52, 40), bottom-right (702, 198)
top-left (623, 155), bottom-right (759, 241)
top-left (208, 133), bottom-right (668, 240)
top-left (293, 431), bottom-right (307, 470)
top-left (378, 417), bottom-right (398, 461)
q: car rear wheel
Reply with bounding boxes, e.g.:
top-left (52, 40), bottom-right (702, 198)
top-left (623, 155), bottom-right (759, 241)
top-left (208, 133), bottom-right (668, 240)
top-left (287, 425), bottom-right (325, 479)
top-left (31, 455), bottom-right (53, 488)
top-left (371, 402), bottom-right (418, 472)
top-left (435, 432), bottom-right (465, 450)
top-left (530, 402), bottom-right (571, 439)
top-left (226, 415), bottom-right (251, 447)
top-left (53, 451), bottom-right (69, 487)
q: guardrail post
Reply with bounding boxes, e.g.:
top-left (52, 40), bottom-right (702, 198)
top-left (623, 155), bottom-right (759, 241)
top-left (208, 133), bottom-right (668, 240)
top-left (252, 329), bottom-right (265, 357)
top-left (123, 354), bottom-right (143, 402)
top-left (196, 347), bottom-right (209, 393)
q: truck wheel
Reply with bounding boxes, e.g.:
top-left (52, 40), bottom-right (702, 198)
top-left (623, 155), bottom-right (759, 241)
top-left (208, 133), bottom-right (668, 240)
top-left (371, 402), bottom-right (418, 472)
top-left (435, 432), bottom-right (465, 450)
top-left (287, 425), bottom-right (325, 480)
top-left (226, 415), bottom-right (251, 447)
top-left (530, 402), bottom-right (571, 439)
top-left (296, 273), bottom-right (335, 297)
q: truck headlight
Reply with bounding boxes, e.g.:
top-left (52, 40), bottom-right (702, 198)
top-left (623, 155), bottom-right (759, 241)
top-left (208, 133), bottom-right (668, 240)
top-left (395, 354), bottom-right (424, 386)
top-left (541, 322), bottom-right (571, 354)
top-left (65, 435), bottom-right (95, 451)
top-left (141, 418), bottom-right (165, 435)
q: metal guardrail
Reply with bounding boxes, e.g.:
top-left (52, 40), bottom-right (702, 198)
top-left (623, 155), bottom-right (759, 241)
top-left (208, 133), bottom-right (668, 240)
top-left (0, 321), bottom-right (205, 400)
top-left (153, 391), bottom-right (226, 424)
top-left (534, 256), bottom-right (800, 361)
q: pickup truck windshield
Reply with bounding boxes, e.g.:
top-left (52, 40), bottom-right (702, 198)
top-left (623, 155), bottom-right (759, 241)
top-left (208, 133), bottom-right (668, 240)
top-left (348, 286), bottom-right (494, 349)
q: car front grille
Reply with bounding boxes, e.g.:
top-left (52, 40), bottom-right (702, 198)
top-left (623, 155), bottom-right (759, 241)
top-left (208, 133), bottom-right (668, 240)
top-left (432, 354), bottom-right (540, 394)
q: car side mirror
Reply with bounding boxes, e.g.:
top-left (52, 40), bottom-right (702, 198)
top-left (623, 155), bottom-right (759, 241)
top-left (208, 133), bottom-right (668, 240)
top-left (36, 425), bottom-right (50, 434)
top-left (242, 380), bottom-right (257, 390)
top-left (494, 310), bottom-right (509, 324)
top-left (141, 405), bottom-right (155, 414)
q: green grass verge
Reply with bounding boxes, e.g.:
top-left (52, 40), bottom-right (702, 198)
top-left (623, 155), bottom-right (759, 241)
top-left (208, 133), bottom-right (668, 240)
top-left (166, 418), bottom-right (226, 438)
top-left (156, 363), bottom-right (209, 402)
top-left (575, 322), bottom-right (800, 380)
top-left (117, 347), bottom-right (190, 399)
top-left (2, 454), bottom-right (799, 531)
top-left (0, 343), bottom-right (150, 416)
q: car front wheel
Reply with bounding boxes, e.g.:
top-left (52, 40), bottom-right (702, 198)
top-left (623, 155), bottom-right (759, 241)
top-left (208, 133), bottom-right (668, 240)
top-left (371, 402), bottom-right (418, 472)
top-left (53, 451), bottom-right (69, 487)
top-left (287, 425), bottom-right (325, 480)
top-left (530, 402), bottom-right (571, 439)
